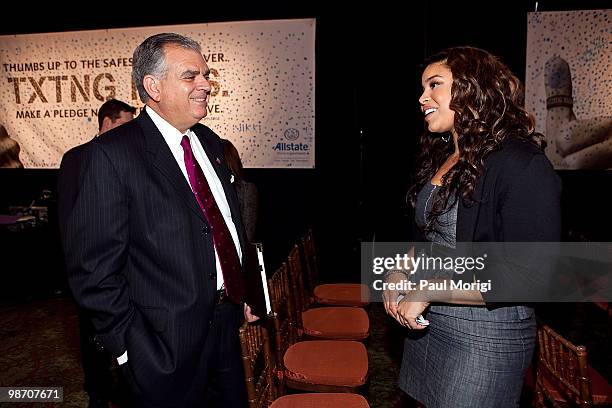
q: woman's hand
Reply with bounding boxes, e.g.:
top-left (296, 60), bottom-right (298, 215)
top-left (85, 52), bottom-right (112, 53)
top-left (382, 271), bottom-right (409, 320)
top-left (395, 292), bottom-right (430, 330)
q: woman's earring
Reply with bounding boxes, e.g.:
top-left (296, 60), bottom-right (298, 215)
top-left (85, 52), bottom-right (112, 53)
top-left (441, 133), bottom-right (450, 143)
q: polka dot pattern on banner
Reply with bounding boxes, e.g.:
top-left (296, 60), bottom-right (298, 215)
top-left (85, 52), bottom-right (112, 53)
top-left (525, 10), bottom-right (611, 169)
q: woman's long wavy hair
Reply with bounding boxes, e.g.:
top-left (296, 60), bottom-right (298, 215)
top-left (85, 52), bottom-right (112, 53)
top-left (408, 46), bottom-right (540, 237)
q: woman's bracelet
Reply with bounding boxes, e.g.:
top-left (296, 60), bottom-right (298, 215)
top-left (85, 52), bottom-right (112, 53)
top-left (383, 269), bottom-right (411, 281)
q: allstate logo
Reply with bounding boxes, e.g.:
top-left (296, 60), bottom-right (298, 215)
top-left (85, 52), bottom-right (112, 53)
top-left (284, 128), bottom-right (300, 141)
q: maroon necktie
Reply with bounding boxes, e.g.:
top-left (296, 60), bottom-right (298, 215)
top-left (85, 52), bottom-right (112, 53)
top-left (181, 135), bottom-right (245, 304)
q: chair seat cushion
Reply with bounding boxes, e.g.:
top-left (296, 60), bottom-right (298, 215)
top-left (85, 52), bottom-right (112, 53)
top-left (314, 284), bottom-right (371, 306)
top-left (302, 307), bottom-right (369, 340)
top-left (270, 393), bottom-right (370, 408)
top-left (284, 340), bottom-right (368, 387)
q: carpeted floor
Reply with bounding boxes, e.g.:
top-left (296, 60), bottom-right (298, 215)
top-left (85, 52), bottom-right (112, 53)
top-left (365, 303), bottom-right (404, 408)
top-left (0, 296), bottom-right (88, 408)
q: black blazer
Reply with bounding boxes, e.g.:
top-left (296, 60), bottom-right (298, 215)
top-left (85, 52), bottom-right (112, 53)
top-left (60, 110), bottom-right (264, 402)
top-left (456, 137), bottom-right (561, 243)
top-left (456, 137), bottom-right (562, 304)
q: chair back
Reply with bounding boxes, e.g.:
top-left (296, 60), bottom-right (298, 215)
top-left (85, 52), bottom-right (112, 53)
top-left (288, 244), bottom-right (310, 318)
top-left (301, 228), bottom-right (319, 294)
top-left (239, 321), bottom-right (277, 408)
top-left (535, 323), bottom-right (594, 407)
top-left (268, 263), bottom-right (298, 372)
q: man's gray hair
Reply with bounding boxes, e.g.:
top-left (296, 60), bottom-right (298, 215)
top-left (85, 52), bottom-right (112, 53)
top-left (132, 33), bottom-right (202, 103)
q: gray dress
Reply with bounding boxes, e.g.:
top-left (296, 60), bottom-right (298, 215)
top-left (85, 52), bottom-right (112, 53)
top-left (398, 183), bottom-right (536, 408)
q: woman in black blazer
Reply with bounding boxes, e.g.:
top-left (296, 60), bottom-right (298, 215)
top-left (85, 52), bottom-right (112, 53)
top-left (383, 47), bottom-right (561, 407)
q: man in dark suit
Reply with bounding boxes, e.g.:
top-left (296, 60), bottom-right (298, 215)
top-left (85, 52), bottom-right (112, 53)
top-left (60, 33), bottom-right (263, 408)
top-left (58, 98), bottom-right (136, 408)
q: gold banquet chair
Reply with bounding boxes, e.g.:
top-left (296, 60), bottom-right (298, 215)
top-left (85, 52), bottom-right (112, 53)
top-left (239, 321), bottom-right (276, 407)
top-left (239, 321), bottom-right (370, 408)
top-left (301, 229), bottom-right (370, 307)
top-left (287, 245), bottom-right (369, 341)
top-left (268, 263), bottom-right (369, 394)
top-left (533, 323), bottom-right (612, 407)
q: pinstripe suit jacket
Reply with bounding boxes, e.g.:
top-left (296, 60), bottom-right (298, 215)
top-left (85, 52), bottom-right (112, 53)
top-left (60, 110), bottom-right (255, 402)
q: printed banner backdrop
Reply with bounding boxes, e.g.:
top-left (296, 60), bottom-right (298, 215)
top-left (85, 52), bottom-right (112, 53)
top-left (0, 19), bottom-right (315, 168)
top-left (525, 10), bottom-right (611, 170)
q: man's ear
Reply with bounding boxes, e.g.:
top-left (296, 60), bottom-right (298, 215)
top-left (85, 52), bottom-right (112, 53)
top-left (143, 75), bottom-right (161, 102)
top-left (99, 116), bottom-right (113, 134)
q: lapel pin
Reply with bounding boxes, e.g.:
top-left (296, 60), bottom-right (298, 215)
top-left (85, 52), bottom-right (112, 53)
top-left (215, 157), bottom-right (221, 165)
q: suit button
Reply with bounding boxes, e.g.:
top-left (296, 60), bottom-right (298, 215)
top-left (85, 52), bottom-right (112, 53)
top-left (202, 225), bottom-right (210, 234)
